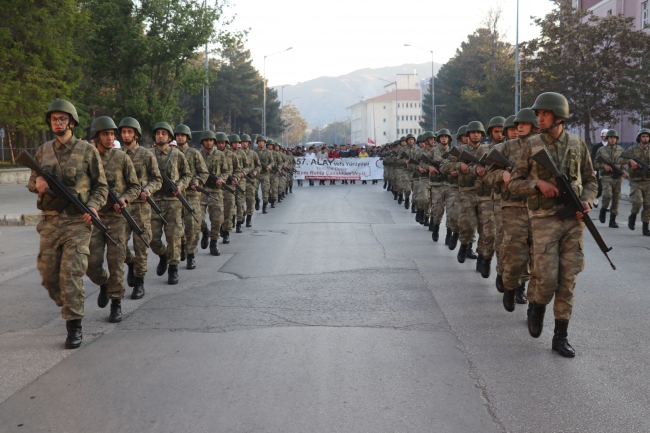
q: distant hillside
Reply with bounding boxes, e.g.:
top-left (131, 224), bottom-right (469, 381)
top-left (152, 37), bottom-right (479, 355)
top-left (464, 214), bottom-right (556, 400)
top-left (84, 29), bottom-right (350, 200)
top-left (274, 62), bottom-right (442, 127)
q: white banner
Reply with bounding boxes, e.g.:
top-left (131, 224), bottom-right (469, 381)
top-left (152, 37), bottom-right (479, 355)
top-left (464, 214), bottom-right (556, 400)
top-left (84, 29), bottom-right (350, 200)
top-left (294, 157), bottom-right (384, 180)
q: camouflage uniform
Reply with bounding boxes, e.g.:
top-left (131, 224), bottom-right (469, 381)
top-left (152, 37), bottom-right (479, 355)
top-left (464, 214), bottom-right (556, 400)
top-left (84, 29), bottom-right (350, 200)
top-left (474, 143), bottom-right (497, 262)
top-left (625, 143), bottom-right (650, 222)
top-left (28, 136), bottom-right (108, 320)
top-left (270, 149), bottom-right (283, 202)
top-left (592, 143), bottom-right (624, 217)
top-left (124, 144), bottom-right (162, 279)
top-left (178, 144), bottom-right (209, 254)
top-left (508, 131), bottom-right (597, 320)
top-left (150, 146), bottom-right (192, 266)
top-left (87, 147), bottom-right (140, 299)
top-left (256, 146), bottom-right (274, 204)
top-left (235, 147), bottom-right (249, 223)
top-left (418, 146), bottom-right (435, 216)
top-left (200, 147), bottom-right (231, 240)
top-left (243, 147), bottom-right (261, 215)
top-left (221, 147), bottom-right (240, 233)
top-left (397, 146), bottom-right (414, 198)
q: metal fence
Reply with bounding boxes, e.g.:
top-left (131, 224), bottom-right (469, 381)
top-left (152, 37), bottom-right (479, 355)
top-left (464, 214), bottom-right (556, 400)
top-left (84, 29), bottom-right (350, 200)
top-left (0, 146), bottom-right (39, 164)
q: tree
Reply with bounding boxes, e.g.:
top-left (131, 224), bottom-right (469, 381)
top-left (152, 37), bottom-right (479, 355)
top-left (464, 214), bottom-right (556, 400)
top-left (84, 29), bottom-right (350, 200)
top-left (281, 104), bottom-right (308, 145)
top-left (308, 121), bottom-right (350, 144)
top-left (521, 0), bottom-right (650, 144)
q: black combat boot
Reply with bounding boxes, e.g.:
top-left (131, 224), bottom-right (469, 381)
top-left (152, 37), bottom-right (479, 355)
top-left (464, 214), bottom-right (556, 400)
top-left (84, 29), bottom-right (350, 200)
top-left (289, 185), bottom-right (293, 193)
top-left (457, 244), bottom-right (468, 263)
top-left (131, 277), bottom-right (145, 299)
top-left (262, 202), bottom-right (268, 214)
top-left (429, 220), bottom-right (435, 232)
top-left (552, 320), bottom-right (575, 358)
top-left (393, 191), bottom-right (398, 200)
top-left (398, 194), bottom-right (403, 204)
top-left (270, 199), bottom-right (276, 208)
top-left (156, 253), bottom-right (168, 276)
top-left (515, 283), bottom-right (527, 304)
top-left (383, 181), bottom-right (387, 189)
top-left (495, 274), bottom-right (504, 293)
top-left (476, 256), bottom-right (483, 272)
top-left (629, 213), bottom-right (637, 230)
top-left (419, 210), bottom-right (425, 224)
top-left (186, 254), bottom-right (196, 270)
top-left (480, 257), bottom-right (492, 278)
top-left (236, 222), bottom-right (243, 233)
top-left (168, 265), bottom-right (179, 285)
top-left (448, 232), bottom-right (459, 250)
top-left (97, 284), bottom-right (109, 308)
top-left (209, 239), bottom-right (220, 256)
top-left (405, 196), bottom-right (410, 210)
top-left (423, 216), bottom-right (430, 227)
top-left (64, 319), bottom-right (82, 349)
top-left (255, 197), bottom-right (260, 211)
top-left (609, 213), bottom-right (618, 228)
top-left (644, 222), bottom-right (650, 236)
top-left (528, 302), bottom-right (546, 338)
top-left (415, 210), bottom-right (421, 223)
top-left (201, 227), bottom-right (209, 249)
top-left (246, 214), bottom-right (252, 227)
top-left (109, 299), bottom-right (122, 323)
top-left (232, 215), bottom-right (236, 227)
top-left (277, 194), bottom-right (282, 203)
top-left (127, 262), bottom-right (135, 287)
top-left (180, 239), bottom-right (186, 262)
top-left (599, 208), bottom-right (607, 224)
top-left (465, 243), bottom-right (478, 260)
top-left (432, 224), bottom-right (440, 242)
top-left (503, 288), bottom-right (516, 312)
top-left (444, 228), bottom-right (451, 245)
top-left (388, 183), bottom-right (393, 192)
top-left (222, 232), bottom-right (230, 244)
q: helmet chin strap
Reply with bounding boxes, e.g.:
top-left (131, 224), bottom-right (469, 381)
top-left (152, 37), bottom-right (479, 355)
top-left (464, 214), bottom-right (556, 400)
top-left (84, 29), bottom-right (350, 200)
top-left (539, 120), bottom-right (563, 135)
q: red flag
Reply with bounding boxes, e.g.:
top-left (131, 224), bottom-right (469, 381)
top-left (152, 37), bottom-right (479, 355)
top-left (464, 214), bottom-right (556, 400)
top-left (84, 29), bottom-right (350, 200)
top-left (367, 138), bottom-right (376, 144)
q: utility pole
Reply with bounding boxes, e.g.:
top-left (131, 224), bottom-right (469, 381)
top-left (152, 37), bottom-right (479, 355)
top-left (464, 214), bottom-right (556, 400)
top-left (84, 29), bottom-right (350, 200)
top-left (514, 0), bottom-right (520, 114)
top-left (202, 0), bottom-right (209, 131)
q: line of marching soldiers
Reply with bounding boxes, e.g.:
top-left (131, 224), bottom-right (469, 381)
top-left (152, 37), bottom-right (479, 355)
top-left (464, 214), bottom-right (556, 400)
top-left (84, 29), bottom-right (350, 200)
top-left (380, 92), bottom-right (650, 358)
top-left (26, 99), bottom-right (296, 349)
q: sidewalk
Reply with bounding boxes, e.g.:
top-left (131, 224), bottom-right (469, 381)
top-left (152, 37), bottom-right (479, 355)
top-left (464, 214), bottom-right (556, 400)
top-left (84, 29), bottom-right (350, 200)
top-left (0, 183), bottom-right (40, 225)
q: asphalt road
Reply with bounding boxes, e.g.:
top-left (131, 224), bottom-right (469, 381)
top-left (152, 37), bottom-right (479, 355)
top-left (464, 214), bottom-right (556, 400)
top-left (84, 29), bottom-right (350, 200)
top-left (0, 182), bottom-right (648, 433)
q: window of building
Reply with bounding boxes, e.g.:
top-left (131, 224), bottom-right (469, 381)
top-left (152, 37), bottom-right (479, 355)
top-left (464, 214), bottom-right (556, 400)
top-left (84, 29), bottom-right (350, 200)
top-left (383, 131), bottom-right (386, 136)
top-left (397, 103), bottom-right (400, 108)
top-left (383, 105), bottom-right (386, 109)
top-left (607, 9), bottom-right (612, 16)
top-left (418, 128), bottom-right (421, 133)
top-left (572, 0), bottom-right (579, 8)
top-left (397, 129), bottom-right (400, 135)
top-left (401, 116), bottom-right (404, 121)
top-left (643, 2), bottom-right (649, 28)
top-left (383, 118), bottom-right (386, 123)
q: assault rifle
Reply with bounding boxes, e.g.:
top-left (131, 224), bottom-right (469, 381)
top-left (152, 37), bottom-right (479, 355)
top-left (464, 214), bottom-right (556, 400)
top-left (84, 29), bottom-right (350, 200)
top-left (142, 187), bottom-right (167, 225)
top-left (102, 189), bottom-right (150, 248)
top-left (620, 151), bottom-right (649, 177)
top-left (486, 148), bottom-right (515, 169)
top-left (159, 170), bottom-right (199, 223)
top-left (420, 154), bottom-right (447, 180)
top-left (442, 147), bottom-right (461, 160)
top-left (458, 150), bottom-right (487, 166)
top-left (16, 150), bottom-right (118, 246)
top-left (531, 148), bottom-right (616, 270)
top-left (228, 175), bottom-right (246, 195)
top-left (246, 172), bottom-right (268, 185)
top-left (208, 174), bottom-right (243, 200)
top-left (192, 183), bottom-right (220, 202)
top-left (400, 151), bottom-right (421, 167)
top-left (595, 154), bottom-right (625, 179)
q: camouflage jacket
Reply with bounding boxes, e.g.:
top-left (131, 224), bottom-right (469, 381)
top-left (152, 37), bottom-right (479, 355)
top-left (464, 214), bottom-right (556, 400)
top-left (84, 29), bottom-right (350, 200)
top-left (150, 146), bottom-right (192, 201)
top-left (594, 144), bottom-right (625, 178)
top-left (178, 144), bottom-right (209, 197)
top-left (484, 137), bottom-right (530, 208)
top-left (201, 147), bottom-right (231, 191)
top-left (441, 143), bottom-right (487, 193)
top-left (97, 147), bottom-right (141, 217)
top-left (124, 144), bottom-right (162, 202)
top-left (243, 148), bottom-right (261, 176)
top-left (623, 144), bottom-right (650, 181)
top-left (255, 147), bottom-right (274, 171)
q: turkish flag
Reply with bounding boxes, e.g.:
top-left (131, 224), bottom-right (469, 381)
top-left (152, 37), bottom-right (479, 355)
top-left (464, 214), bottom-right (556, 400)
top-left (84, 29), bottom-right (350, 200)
top-left (367, 138), bottom-right (376, 144)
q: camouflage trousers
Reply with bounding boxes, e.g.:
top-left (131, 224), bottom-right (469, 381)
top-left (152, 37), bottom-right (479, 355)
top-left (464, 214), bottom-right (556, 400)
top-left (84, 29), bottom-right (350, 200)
top-left (236, 178), bottom-right (247, 222)
top-left (221, 187), bottom-right (235, 233)
top-left (125, 202), bottom-right (152, 278)
top-left (398, 169), bottom-right (411, 196)
top-left (430, 184), bottom-right (458, 230)
top-left (258, 173), bottom-right (271, 203)
top-left (476, 198), bottom-right (496, 259)
top-left (415, 177), bottom-right (430, 211)
top-left (182, 194), bottom-right (202, 254)
top-left (529, 215), bottom-right (584, 321)
top-left (87, 214), bottom-right (127, 300)
top-left (279, 175), bottom-right (286, 195)
top-left (501, 206), bottom-right (533, 291)
top-left (36, 214), bottom-right (92, 321)
top-left (270, 172), bottom-right (279, 201)
top-left (246, 178), bottom-right (257, 215)
top-left (151, 199), bottom-right (183, 266)
top-left (411, 176), bottom-right (422, 208)
top-left (200, 188), bottom-right (223, 241)
top-left (494, 200), bottom-right (504, 276)
top-left (630, 180), bottom-right (650, 221)
top-left (600, 176), bottom-right (622, 216)
top-left (459, 190), bottom-right (479, 246)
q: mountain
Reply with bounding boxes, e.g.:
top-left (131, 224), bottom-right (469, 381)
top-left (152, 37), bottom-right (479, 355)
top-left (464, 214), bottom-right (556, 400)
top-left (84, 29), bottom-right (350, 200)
top-left (274, 62), bottom-right (442, 127)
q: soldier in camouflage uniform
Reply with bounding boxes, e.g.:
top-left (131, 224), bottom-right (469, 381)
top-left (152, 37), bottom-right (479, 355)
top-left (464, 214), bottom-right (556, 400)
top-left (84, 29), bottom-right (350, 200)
top-left (175, 125), bottom-right (209, 269)
top-left (410, 135), bottom-right (425, 222)
top-left (231, 135), bottom-right (248, 233)
top-left (508, 92), bottom-right (598, 358)
top-left (485, 108), bottom-right (538, 310)
top-left (86, 117), bottom-right (140, 323)
top-left (241, 134), bottom-right (261, 226)
top-left (121, 117), bottom-right (162, 300)
top-left (150, 122), bottom-right (192, 285)
top-left (286, 149), bottom-right (296, 193)
top-left (267, 139), bottom-right (282, 207)
top-left (593, 129), bottom-right (626, 228)
top-left (427, 130), bottom-right (457, 244)
top-left (445, 125), bottom-right (468, 250)
top-left (29, 99), bottom-right (108, 349)
top-left (217, 135), bottom-right (239, 243)
top-left (255, 136), bottom-right (273, 213)
top-left (624, 128), bottom-right (650, 235)
top-left (274, 143), bottom-right (287, 201)
top-left (414, 134), bottom-right (433, 226)
top-left (398, 135), bottom-right (415, 209)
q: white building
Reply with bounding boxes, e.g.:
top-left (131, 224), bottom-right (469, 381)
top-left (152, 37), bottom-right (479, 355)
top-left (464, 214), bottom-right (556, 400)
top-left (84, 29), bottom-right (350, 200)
top-left (349, 74), bottom-right (424, 145)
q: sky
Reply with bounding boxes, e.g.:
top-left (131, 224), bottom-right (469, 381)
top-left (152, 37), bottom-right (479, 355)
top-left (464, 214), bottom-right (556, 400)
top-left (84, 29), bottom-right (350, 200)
top-left (223, 0), bottom-right (558, 86)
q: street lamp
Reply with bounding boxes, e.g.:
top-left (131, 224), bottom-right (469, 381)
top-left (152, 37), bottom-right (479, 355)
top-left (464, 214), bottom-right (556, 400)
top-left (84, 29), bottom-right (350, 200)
top-left (405, 44), bottom-right (435, 132)
top-left (280, 84), bottom-right (291, 146)
top-left (378, 77), bottom-right (398, 141)
top-left (263, 47), bottom-right (293, 137)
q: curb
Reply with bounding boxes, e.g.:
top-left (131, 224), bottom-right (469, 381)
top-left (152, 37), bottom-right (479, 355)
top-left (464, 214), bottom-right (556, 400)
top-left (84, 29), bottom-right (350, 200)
top-left (0, 214), bottom-right (40, 226)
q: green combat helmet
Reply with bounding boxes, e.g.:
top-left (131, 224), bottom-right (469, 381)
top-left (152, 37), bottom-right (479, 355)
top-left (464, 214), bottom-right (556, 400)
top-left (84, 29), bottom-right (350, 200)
top-left (214, 132), bottom-right (229, 143)
top-left (152, 122), bottom-right (174, 138)
top-left (420, 131), bottom-right (435, 141)
top-left (636, 129), bottom-right (650, 143)
top-left (487, 116), bottom-right (506, 136)
top-left (199, 131), bottom-right (216, 142)
top-left (174, 124), bottom-right (192, 140)
top-left (229, 134), bottom-right (241, 143)
top-left (436, 129), bottom-right (452, 143)
top-left (90, 116), bottom-right (118, 138)
top-left (46, 99), bottom-right (80, 125)
top-left (118, 117), bottom-right (142, 137)
top-left (457, 125), bottom-right (468, 137)
top-left (605, 129), bottom-right (619, 140)
top-left (466, 121), bottom-right (486, 136)
top-left (513, 108), bottom-right (539, 128)
top-left (255, 135), bottom-right (267, 143)
top-left (267, 139), bottom-right (276, 145)
top-left (531, 92), bottom-right (570, 119)
top-left (416, 134), bottom-right (423, 143)
top-left (406, 133), bottom-right (416, 140)
top-left (503, 115), bottom-right (517, 131)
top-left (240, 134), bottom-right (252, 142)
top-left (400, 136), bottom-right (407, 142)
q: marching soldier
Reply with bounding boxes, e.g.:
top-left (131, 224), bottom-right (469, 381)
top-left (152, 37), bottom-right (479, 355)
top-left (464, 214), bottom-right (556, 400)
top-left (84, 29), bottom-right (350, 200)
top-left (150, 122), bottom-right (192, 285)
top-left (428, 129), bottom-right (458, 244)
top-left (267, 139), bottom-right (280, 207)
top-left (274, 143), bottom-right (286, 201)
top-left (594, 129), bottom-right (626, 228)
top-left (121, 117), bottom-right (162, 300)
top-left (241, 134), bottom-right (261, 226)
top-left (400, 135), bottom-right (416, 209)
top-left (175, 124), bottom-right (209, 268)
top-left (86, 117), bottom-right (140, 323)
top-left (508, 92), bottom-right (598, 357)
top-left (219, 136), bottom-right (239, 243)
top-left (625, 128), bottom-right (650, 235)
top-left (255, 135), bottom-right (273, 213)
top-left (28, 99), bottom-right (108, 348)
top-left (231, 135), bottom-right (248, 233)
top-left (414, 134), bottom-right (432, 226)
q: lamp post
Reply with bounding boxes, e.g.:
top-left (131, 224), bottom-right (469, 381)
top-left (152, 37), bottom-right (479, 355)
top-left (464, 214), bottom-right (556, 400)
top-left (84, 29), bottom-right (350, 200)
top-left (280, 84), bottom-right (291, 146)
top-left (405, 44), bottom-right (435, 131)
top-left (263, 47), bottom-right (293, 137)
top-left (514, 0), bottom-right (520, 115)
top-left (378, 77), bottom-right (398, 141)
